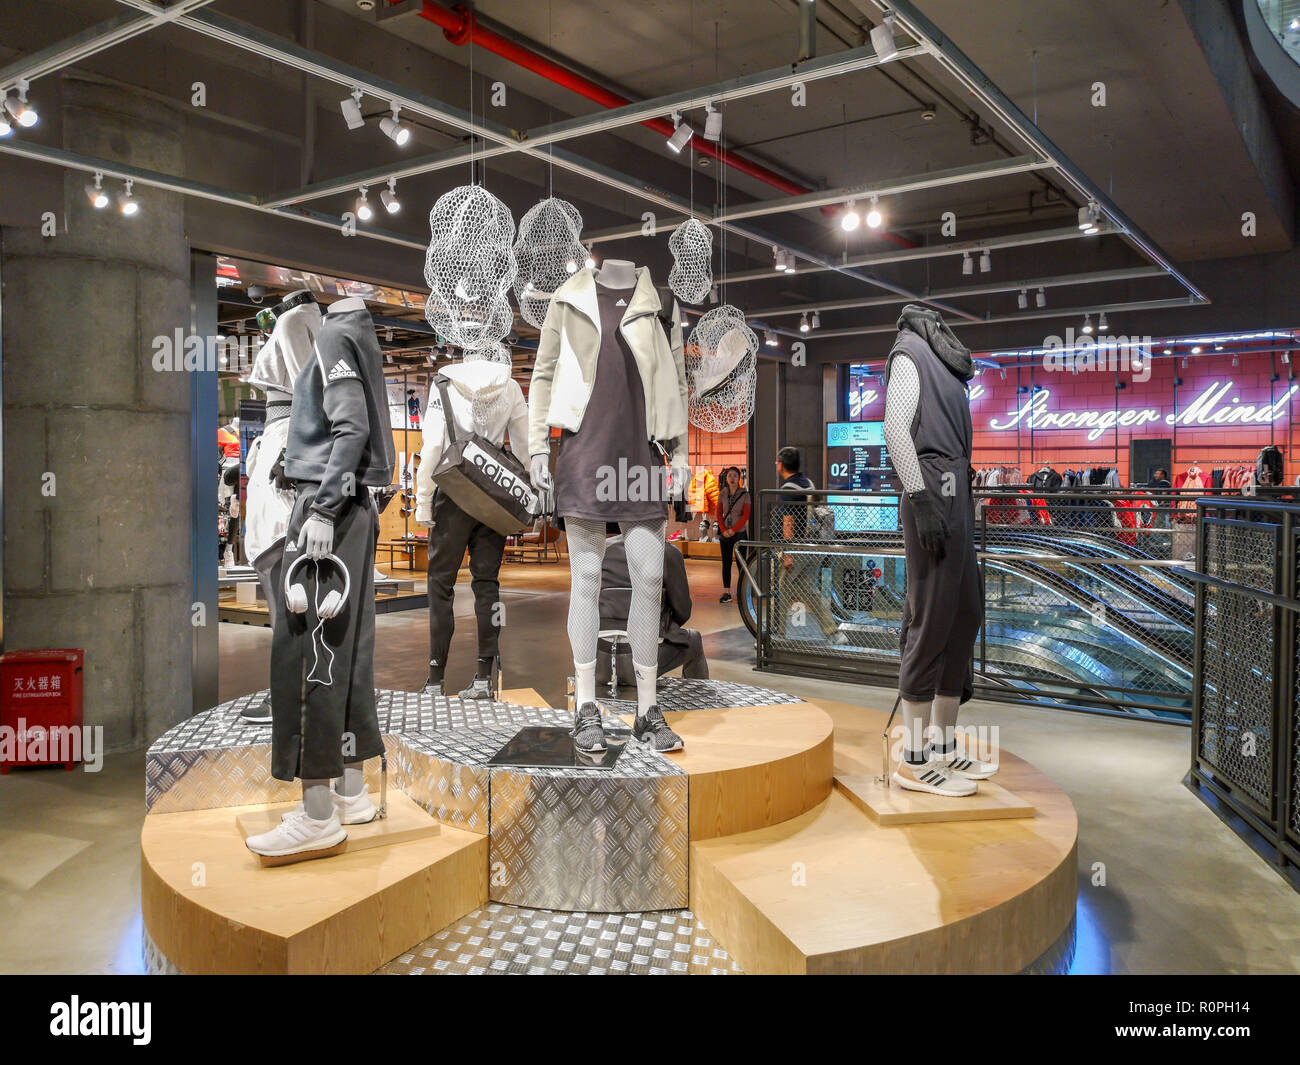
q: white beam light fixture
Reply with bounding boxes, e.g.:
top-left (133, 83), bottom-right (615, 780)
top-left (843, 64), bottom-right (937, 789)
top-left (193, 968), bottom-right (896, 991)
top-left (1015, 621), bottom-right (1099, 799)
top-left (799, 314), bottom-right (810, 333)
top-left (703, 101), bottom-right (723, 142)
top-left (666, 111), bottom-right (693, 153)
top-left (380, 176), bottom-right (401, 214)
top-left (764, 328), bottom-right (778, 347)
top-left (1017, 288), bottom-right (1028, 310)
top-left (865, 194), bottom-right (883, 229)
top-left (709, 283), bottom-right (719, 304)
top-left (1081, 313), bottom-right (1093, 335)
top-left (1077, 201), bottom-right (1100, 234)
top-left (979, 249), bottom-right (991, 273)
top-left (339, 88), bottom-right (365, 131)
top-left (379, 104), bottom-right (411, 146)
top-left (3, 79), bottom-right (38, 129)
top-left (1036, 287), bottom-right (1046, 308)
top-left (584, 249), bottom-right (596, 270)
top-left (961, 251), bottom-right (973, 276)
top-left (84, 171), bottom-right (109, 209)
top-left (1098, 311), bottom-right (1109, 331)
top-left (840, 199), bottom-right (861, 232)
top-left (118, 179), bottom-right (138, 216)
top-left (811, 311), bottom-right (820, 329)
top-left (355, 185), bottom-right (373, 221)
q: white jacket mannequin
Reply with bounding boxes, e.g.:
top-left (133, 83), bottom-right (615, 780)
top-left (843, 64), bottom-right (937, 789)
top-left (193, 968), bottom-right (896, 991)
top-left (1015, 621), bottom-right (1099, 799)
top-left (415, 360), bottom-right (528, 526)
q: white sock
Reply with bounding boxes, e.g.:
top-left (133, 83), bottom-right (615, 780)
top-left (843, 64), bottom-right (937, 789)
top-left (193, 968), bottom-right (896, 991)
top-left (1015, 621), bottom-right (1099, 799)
top-left (633, 661), bottom-right (657, 718)
top-left (930, 695), bottom-right (960, 756)
top-left (574, 659), bottom-right (596, 707)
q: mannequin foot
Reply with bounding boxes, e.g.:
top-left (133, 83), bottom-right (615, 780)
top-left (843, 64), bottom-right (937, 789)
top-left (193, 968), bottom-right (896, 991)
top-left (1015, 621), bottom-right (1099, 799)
top-left (632, 705), bottom-right (684, 752)
top-left (935, 746), bottom-right (999, 780)
top-left (892, 760), bottom-right (976, 797)
top-left (282, 786), bottom-right (377, 826)
top-left (572, 702), bottom-right (607, 752)
top-left (719, 592), bottom-right (733, 604)
top-left (420, 677), bottom-right (444, 697)
top-left (247, 810), bottom-right (347, 866)
top-left (458, 677), bottom-right (493, 700)
top-left (240, 696), bottom-right (272, 724)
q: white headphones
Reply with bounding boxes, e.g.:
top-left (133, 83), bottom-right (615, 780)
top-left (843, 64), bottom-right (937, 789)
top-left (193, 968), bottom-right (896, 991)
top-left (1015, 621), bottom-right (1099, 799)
top-left (283, 552), bottom-right (351, 620)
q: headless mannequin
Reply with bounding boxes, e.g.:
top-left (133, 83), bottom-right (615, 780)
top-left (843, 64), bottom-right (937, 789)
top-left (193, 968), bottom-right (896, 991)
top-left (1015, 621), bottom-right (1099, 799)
top-left (529, 259), bottom-right (688, 727)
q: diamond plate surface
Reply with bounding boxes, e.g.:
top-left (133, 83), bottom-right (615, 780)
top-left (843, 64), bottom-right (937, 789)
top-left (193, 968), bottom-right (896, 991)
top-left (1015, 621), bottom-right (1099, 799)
top-left (377, 903), bottom-right (742, 975)
top-left (143, 926), bottom-right (181, 976)
top-left (594, 677), bottom-right (802, 715)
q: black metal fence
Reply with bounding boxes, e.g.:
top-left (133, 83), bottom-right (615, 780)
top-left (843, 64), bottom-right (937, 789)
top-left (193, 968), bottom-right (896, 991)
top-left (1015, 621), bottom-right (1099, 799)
top-left (740, 486), bottom-right (1222, 721)
top-left (1190, 497), bottom-right (1300, 877)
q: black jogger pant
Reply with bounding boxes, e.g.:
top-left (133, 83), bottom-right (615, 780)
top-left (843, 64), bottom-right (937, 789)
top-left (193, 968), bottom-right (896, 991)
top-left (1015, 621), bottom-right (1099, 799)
top-left (898, 460), bottom-right (983, 704)
top-left (426, 490), bottom-right (507, 672)
top-left (270, 484), bottom-right (384, 782)
top-left (720, 533), bottom-right (741, 589)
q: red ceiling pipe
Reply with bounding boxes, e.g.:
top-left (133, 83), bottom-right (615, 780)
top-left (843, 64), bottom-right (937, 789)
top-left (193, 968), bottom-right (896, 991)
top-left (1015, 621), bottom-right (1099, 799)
top-left (410, 1), bottom-right (913, 248)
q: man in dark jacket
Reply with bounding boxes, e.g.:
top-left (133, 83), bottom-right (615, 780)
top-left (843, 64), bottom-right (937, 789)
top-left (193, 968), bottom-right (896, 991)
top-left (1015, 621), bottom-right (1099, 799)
top-left (596, 530), bottom-right (709, 686)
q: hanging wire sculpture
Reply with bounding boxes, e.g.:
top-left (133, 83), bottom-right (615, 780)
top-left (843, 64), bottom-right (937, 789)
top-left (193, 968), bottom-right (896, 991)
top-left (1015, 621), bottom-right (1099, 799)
top-left (512, 197), bottom-right (586, 328)
top-left (685, 304), bottom-right (758, 433)
top-left (668, 217), bottom-right (713, 305)
top-left (424, 185), bottom-right (518, 353)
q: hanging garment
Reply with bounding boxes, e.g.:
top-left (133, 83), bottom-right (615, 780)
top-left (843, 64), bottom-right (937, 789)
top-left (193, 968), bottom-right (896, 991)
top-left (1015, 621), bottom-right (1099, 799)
top-left (1257, 445), bottom-right (1284, 487)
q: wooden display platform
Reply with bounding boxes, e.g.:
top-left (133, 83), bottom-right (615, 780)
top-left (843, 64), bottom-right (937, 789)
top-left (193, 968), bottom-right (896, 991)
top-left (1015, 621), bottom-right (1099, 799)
top-left (834, 772), bottom-right (1035, 825)
top-left (141, 790), bottom-right (487, 975)
top-left (234, 791), bottom-right (441, 853)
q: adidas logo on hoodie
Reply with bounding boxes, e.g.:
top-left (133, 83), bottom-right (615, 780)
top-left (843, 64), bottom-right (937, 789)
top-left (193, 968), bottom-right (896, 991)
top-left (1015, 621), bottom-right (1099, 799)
top-left (616, 298), bottom-right (627, 306)
top-left (326, 359), bottom-right (359, 381)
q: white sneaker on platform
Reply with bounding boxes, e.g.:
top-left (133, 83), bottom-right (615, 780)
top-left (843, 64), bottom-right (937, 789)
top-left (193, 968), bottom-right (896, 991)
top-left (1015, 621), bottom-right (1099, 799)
top-left (892, 760), bottom-right (977, 797)
top-left (247, 810), bottom-right (347, 865)
top-left (936, 748), bottom-right (999, 780)
top-left (282, 787), bottom-right (378, 826)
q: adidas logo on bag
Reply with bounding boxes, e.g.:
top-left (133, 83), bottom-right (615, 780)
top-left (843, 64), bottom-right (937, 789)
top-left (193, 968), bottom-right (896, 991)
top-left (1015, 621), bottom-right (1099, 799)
top-left (327, 359), bottom-right (359, 381)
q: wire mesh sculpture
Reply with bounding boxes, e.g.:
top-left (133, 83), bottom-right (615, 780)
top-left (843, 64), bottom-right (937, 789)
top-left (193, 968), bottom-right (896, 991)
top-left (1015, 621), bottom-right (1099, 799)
top-left (424, 184), bottom-right (518, 353)
top-left (668, 217), bottom-right (713, 305)
top-left (512, 197), bottom-right (586, 328)
top-left (685, 304), bottom-right (758, 432)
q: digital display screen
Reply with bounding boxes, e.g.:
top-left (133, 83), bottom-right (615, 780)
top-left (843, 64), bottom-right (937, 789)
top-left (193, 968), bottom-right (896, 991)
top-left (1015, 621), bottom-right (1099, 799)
top-left (825, 421), bottom-right (900, 532)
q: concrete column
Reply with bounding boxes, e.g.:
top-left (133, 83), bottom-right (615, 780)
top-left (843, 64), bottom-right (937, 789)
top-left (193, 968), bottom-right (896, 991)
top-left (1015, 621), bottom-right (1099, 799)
top-left (2, 75), bottom-right (193, 751)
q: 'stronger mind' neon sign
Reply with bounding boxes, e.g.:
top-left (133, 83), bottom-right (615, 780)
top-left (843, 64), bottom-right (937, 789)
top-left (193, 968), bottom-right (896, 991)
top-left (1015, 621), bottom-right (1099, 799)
top-left (988, 380), bottom-right (1300, 441)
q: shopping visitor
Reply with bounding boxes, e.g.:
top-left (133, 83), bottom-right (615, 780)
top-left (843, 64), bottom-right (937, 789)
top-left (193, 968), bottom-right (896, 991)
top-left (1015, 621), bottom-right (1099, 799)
top-left (773, 446), bottom-right (845, 645)
top-left (716, 465), bottom-right (751, 604)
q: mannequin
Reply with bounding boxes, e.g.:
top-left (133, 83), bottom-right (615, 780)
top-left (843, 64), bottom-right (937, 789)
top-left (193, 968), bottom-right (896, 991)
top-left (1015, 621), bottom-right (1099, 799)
top-left (528, 259), bottom-right (690, 753)
top-left (882, 305), bottom-right (995, 797)
top-left (241, 291), bottom-right (323, 724)
top-left (244, 296), bottom-right (396, 865)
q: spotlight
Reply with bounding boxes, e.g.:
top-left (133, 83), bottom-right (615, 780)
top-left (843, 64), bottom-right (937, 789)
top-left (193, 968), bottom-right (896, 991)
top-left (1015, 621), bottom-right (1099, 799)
top-left (379, 105), bottom-right (411, 146)
top-left (0, 112), bottom-right (10, 138)
top-left (355, 186), bottom-right (373, 221)
top-left (1231, 353), bottom-right (1238, 366)
top-left (1017, 289), bottom-right (1027, 310)
top-left (764, 329), bottom-right (778, 348)
top-left (1081, 313), bottom-right (1094, 335)
top-left (1077, 202), bottom-right (1100, 234)
top-left (869, 16), bottom-right (899, 61)
top-left (1036, 287), bottom-right (1046, 308)
top-left (703, 102), bottom-right (723, 142)
top-left (380, 176), bottom-right (401, 214)
top-left (979, 249), bottom-right (991, 273)
top-left (584, 251), bottom-right (596, 270)
top-left (1163, 347), bottom-right (1172, 355)
top-left (865, 194), bottom-right (883, 229)
top-left (773, 246), bottom-right (786, 272)
top-left (1098, 311), bottom-right (1109, 331)
top-left (811, 311), bottom-right (821, 329)
top-left (961, 252), bottom-right (973, 276)
top-left (247, 285), bottom-right (266, 304)
top-left (666, 111), bottom-right (693, 153)
top-left (565, 258), bottom-right (578, 274)
top-left (84, 172), bottom-right (109, 209)
top-left (4, 79), bottom-right (38, 128)
top-left (118, 179), bottom-right (139, 216)
top-left (1191, 345), bottom-right (1203, 354)
top-left (1291, 16), bottom-right (1300, 29)
top-left (799, 314), bottom-right (810, 334)
top-left (840, 200), bottom-right (861, 232)
top-left (340, 88), bottom-right (365, 131)
top-left (784, 253), bottom-right (796, 274)
top-left (709, 283), bottom-right (719, 304)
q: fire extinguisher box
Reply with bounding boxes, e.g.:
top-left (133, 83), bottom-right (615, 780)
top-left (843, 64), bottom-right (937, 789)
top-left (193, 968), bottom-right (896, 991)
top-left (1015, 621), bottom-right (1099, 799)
top-left (0, 649), bottom-right (85, 773)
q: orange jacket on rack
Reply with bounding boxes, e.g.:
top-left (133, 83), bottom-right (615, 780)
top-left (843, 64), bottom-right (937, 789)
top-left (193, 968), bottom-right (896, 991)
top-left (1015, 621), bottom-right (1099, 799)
top-left (688, 468), bottom-right (718, 514)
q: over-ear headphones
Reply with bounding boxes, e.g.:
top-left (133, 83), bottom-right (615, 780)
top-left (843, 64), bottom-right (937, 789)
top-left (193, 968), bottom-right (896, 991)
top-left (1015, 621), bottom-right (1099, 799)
top-left (283, 552), bottom-right (351, 619)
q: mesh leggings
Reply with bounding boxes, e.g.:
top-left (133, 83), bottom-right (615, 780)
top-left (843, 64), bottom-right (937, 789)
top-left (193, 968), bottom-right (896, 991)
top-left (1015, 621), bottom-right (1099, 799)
top-left (565, 517), bottom-right (665, 669)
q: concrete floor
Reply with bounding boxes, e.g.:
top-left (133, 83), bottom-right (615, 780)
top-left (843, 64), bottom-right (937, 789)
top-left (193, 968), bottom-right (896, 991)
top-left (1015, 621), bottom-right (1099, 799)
top-left (2, 556), bottom-right (1298, 975)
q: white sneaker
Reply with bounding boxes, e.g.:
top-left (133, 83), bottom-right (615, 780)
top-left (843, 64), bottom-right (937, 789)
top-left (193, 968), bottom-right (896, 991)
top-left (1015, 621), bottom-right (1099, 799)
top-left (892, 760), bottom-right (977, 797)
top-left (936, 748), bottom-right (999, 780)
top-left (246, 810), bottom-right (347, 865)
top-left (282, 788), bottom-right (378, 826)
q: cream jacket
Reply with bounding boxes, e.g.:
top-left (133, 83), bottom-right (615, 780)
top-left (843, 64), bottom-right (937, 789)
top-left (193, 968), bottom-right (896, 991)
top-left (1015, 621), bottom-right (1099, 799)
top-left (527, 267), bottom-right (688, 466)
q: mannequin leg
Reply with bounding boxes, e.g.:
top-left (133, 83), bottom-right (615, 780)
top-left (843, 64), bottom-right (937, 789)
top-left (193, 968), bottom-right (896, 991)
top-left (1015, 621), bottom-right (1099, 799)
top-left (620, 520), bottom-right (666, 718)
top-left (302, 780), bottom-right (333, 820)
top-left (336, 760), bottom-right (365, 798)
top-left (564, 518), bottom-right (608, 707)
top-left (900, 698), bottom-right (931, 766)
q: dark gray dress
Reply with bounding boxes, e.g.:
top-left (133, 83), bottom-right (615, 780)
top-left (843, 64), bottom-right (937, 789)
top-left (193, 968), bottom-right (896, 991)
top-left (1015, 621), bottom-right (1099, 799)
top-left (554, 286), bottom-right (666, 523)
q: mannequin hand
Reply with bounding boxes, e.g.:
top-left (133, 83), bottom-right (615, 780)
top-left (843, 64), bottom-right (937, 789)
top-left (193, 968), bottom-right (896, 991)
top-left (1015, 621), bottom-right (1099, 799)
top-left (908, 490), bottom-right (949, 558)
top-left (668, 464), bottom-right (691, 500)
top-left (529, 454), bottom-right (554, 514)
top-left (301, 515), bottom-right (334, 559)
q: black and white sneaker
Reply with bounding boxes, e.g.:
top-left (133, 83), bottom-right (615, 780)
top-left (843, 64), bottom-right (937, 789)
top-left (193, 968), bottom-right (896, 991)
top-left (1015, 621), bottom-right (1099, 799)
top-left (572, 702), bottom-right (607, 752)
top-left (240, 697), bottom-right (272, 724)
top-left (420, 678), bottom-right (444, 698)
top-left (632, 705), bottom-right (684, 752)
top-left (936, 749), bottom-right (998, 780)
top-left (892, 760), bottom-right (976, 797)
top-left (719, 592), bottom-right (733, 604)
top-left (458, 677), bottom-right (493, 700)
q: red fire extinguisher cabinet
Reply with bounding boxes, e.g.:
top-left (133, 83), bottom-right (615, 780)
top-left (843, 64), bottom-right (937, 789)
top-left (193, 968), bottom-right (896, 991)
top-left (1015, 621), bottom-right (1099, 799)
top-left (0, 649), bottom-right (85, 772)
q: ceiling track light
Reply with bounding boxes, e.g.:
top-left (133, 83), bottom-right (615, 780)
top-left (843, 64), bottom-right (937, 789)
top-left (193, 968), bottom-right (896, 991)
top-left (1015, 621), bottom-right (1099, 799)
top-left (961, 251), bottom-right (973, 276)
top-left (380, 176), bottom-right (401, 214)
top-left (840, 199), bottom-right (861, 232)
top-left (339, 87), bottom-right (365, 130)
top-left (355, 185), bottom-right (373, 222)
top-left (379, 104), bottom-right (411, 146)
top-left (584, 249), bottom-right (596, 270)
top-left (1081, 313), bottom-right (1094, 335)
top-left (565, 257), bottom-right (579, 275)
top-left (869, 14), bottom-right (899, 61)
top-left (764, 329), bottom-right (778, 348)
top-left (703, 101), bottom-right (723, 142)
top-left (979, 249), bottom-right (991, 273)
top-left (3, 78), bottom-right (38, 129)
top-left (118, 178), bottom-right (139, 216)
top-left (1098, 312), bottom-right (1109, 331)
top-left (708, 283), bottom-right (719, 304)
top-left (1231, 353), bottom-right (1238, 366)
top-left (84, 171), bottom-right (109, 209)
top-left (1036, 286), bottom-right (1046, 308)
top-left (666, 111), bottom-right (693, 153)
top-left (1077, 201), bottom-right (1101, 234)
top-left (811, 311), bottom-right (821, 329)
top-left (1017, 288), bottom-right (1028, 310)
top-left (799, 314), bottom-right (810, 334)
top-left (865, 194), bottom-right (883, 229)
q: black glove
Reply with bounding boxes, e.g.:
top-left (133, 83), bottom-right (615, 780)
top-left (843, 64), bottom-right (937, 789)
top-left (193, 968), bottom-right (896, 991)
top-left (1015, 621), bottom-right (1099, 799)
top-left (908, 489), bottom-right (949, 558)
top-left (271, 448), bottom-right (293, 492)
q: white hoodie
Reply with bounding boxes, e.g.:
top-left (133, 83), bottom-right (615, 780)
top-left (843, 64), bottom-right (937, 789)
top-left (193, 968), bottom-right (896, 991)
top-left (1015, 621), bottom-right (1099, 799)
top-left (415, 360), bottom-right (529, 525)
